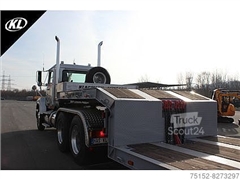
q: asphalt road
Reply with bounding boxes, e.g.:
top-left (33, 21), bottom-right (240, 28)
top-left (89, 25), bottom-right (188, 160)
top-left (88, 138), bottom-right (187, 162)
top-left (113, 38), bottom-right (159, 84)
top-left (1, 100), bottom-right (127, 170)
top-left (1, 100), bottom-right (240, 170)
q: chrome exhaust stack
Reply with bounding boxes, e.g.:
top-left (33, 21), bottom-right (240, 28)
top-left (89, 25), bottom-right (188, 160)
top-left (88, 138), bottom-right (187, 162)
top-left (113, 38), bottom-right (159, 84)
top-left (51, 36), bottom-right (60, 106)
top-left (97, 41), bottom-right (103, 66)
top-left (55, 36), bottom-right (60, 84)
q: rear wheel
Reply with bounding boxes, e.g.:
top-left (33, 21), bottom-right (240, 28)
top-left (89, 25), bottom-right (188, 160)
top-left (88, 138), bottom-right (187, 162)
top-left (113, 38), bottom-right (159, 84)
top-left (70, 116), bottom-right (88, 165)
top-left (56, 112), bottom-right (70, 152)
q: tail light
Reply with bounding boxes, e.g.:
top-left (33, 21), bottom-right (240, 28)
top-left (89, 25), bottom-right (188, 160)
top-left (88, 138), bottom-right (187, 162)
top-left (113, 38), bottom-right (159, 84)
top-left (89, 130), bottom-right (107, 138)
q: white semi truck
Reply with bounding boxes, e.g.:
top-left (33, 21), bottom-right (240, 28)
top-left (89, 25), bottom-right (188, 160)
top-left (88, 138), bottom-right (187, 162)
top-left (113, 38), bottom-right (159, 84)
top-left (34, 36), bottom-right (240, 170)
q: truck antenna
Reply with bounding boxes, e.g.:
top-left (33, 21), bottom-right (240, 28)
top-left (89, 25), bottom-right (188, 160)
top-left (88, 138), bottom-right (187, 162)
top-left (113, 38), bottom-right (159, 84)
top-left (42, 53), bottom-right (45, 71)
top-left (97, 41), bottom-right (103, 66)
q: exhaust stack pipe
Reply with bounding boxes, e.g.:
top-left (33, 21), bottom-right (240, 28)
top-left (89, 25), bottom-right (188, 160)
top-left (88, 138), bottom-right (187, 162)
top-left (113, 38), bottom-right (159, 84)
top-left (51, 36), bottom-right (60, 106)
top-left (55, 36), bottom-right (60, 84)
top-left (97, 41), bottom-right (103, 66)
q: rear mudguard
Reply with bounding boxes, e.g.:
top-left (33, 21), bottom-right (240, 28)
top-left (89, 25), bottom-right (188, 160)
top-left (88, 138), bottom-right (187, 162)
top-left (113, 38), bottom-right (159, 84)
top-left (56, 108), bottom-right (105, 148)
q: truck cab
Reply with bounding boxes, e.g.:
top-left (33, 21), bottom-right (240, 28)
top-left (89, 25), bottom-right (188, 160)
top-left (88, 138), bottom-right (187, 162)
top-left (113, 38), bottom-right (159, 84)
top-left (36, 36), bottom-right (109, 108)
top-left (38, 63), bottom-right (92, 108)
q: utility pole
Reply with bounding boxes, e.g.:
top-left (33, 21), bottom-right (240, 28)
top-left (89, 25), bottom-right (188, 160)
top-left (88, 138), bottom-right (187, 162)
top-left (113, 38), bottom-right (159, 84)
top-left (0, 72), bottom-right (15, 90)
top-left (0, 71), bottom-right (7, 90)
top-left (7, 75), bottom-right (15, 91)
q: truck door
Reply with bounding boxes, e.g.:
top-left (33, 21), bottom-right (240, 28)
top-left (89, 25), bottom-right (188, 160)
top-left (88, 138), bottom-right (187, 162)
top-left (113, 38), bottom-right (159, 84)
top-left (46, 70), bottom-right (54, 107)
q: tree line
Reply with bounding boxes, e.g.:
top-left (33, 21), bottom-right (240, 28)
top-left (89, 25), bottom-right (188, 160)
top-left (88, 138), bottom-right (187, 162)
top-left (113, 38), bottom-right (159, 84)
top-left (1, 89), bottom-right (46, 101)
top-left (177, 70), bottom-right (240, 97)
top-left (2, 70), bottom-right (240, 101)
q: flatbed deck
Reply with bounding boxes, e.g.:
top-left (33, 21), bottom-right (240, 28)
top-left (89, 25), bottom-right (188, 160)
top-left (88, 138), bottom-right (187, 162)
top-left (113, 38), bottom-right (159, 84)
top-left (115, 136), bottom-right (240, 170)
top-left (173, 90), bottom-right (210, 100)
top-left (200, 135), bottom-right (240, 146)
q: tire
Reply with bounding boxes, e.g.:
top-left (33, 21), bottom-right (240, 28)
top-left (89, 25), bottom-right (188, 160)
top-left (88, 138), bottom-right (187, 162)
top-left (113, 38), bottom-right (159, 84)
top-left (85, 67), bottom-right (111, 84)
top-left (217, 116), bottom-right (234, 123)
top-left (69, 116), bottom-right (88, 165)
top-left (36, 106), bottom-right (45, 131)
top-left (56, 112), bottom-right (70, 152)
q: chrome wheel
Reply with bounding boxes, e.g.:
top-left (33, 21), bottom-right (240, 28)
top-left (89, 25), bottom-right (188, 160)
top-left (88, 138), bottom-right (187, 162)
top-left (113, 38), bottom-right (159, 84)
top-left (69, 116), bottom-right (87, 165)
top-left (57, 120), bottom-right (63, 144)
top-left (71, 125), bottom-right (81, 155)
top-left (56, 112), bottom-right (70, 152)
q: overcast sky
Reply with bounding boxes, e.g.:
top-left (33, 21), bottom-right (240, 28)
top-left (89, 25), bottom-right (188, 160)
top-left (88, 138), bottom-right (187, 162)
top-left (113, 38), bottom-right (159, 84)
top-left (1, 1), bottom-right (240, 90)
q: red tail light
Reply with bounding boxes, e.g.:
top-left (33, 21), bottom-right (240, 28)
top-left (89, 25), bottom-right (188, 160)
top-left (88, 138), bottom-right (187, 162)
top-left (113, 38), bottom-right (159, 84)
top-left (90, 130), bottom-right (107, 138)
top-left (99, 130), bottom-right (105, 137)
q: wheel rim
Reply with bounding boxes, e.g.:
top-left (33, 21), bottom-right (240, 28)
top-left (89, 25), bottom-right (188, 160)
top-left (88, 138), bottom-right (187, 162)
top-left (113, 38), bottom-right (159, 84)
top-left (93, 72), bottom-right (106, 84)
top-left (37, 117), bottom-right (40, 127)
top-left (71, 125), bottom-right (81, 155)
top-left (36, 109), bottom-right (40, 127)
top-left (57, 120), bottom-right (63, 144)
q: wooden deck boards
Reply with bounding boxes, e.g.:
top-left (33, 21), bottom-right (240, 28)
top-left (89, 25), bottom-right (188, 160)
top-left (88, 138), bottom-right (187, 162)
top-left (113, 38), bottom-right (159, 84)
top-left (128, 136), bottom-right (240, 170)
top-left (103, 88), bottom-right (144, 99)
top-left (129, 143), bottom-right (238, 170)
top-left (173, 91), bottom-right (209, 100)
top-left (141, 89), bottom-right (177, 99)
top-left (200, 136), bottom-right (240, 146)
top-left (177, 141), bottom-right (240, 162)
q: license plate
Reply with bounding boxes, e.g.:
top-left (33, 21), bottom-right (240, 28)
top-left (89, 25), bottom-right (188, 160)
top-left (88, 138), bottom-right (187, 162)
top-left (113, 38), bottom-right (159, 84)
top-left (91, 138), bottom-right (108, 145)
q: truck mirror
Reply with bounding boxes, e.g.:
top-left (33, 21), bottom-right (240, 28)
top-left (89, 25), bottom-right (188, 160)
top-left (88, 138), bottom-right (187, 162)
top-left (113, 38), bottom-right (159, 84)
top-left (37, 71), bottom-right (42, 86)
